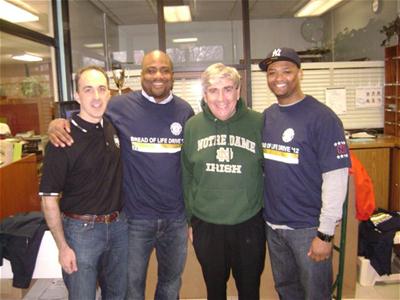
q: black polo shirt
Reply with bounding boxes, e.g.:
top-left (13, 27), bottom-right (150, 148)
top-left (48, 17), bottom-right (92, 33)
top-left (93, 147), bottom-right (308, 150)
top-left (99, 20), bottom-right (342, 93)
top-left (39, 113), bottom-right (122, 215)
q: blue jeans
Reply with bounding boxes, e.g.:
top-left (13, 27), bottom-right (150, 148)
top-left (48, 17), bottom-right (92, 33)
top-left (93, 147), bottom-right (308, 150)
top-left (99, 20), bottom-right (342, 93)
top-left (266, 225), bottom-right (332, 300)
top-left (126, 217), bottom-right (188, 300)
top-left (62, 213), bottom-right (128, 300)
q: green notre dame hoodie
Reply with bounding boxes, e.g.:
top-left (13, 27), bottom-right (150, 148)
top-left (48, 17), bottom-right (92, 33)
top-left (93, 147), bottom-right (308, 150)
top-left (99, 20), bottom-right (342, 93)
top-left (182, 98), bottom-right (264, 225)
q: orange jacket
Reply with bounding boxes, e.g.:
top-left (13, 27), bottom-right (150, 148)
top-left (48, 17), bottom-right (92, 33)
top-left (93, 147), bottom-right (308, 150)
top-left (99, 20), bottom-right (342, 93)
top-left (349, 151), bottom-right (376, 220)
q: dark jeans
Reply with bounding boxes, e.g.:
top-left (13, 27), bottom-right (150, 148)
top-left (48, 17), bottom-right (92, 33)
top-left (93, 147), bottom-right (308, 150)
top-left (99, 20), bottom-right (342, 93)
top-left (126, 216), bottom-right (188, 300)
top-left (62, 213), bottom-right (128, 300)
top-left (266, 225), bottom-right (332, 300)
top-left (192, 211), bottom-right (266, 300)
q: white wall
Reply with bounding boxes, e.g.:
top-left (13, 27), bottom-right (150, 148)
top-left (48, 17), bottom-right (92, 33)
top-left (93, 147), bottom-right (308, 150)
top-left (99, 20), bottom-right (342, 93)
top-left (250, 18), bottom-right (316, 60)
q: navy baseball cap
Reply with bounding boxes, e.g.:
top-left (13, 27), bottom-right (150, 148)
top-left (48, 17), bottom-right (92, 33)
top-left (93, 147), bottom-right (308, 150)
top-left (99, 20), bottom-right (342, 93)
top-left (259, 47), bottom-right (301, 71)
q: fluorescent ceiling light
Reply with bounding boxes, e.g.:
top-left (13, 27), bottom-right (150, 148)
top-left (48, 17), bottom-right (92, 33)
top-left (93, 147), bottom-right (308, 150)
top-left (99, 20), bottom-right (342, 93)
top-left (164, 5), bottom-right (192, 23)
top-left (295, 0), bottom-right (344, 17)
top-left (173, 37), bottom-right (198, 43)
top-left (0, 0), bottom-right (39, 23)
top-left (84, 43), bottom-right (104, 49)
top-left (12, 53), bottom-right (43, 62)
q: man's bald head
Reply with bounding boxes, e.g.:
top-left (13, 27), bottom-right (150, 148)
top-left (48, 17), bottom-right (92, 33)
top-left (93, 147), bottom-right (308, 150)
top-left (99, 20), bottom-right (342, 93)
top-left (141, 50), bottom-right (173, 71)
top-left (140, 50), bottom-right (174, 103)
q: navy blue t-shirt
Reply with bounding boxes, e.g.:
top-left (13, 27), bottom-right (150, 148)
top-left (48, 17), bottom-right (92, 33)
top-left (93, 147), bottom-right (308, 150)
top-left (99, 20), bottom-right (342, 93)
top-left (262, 95), bottom-right (350, 229)
top-left (106, 91), bottom-right (194, 219)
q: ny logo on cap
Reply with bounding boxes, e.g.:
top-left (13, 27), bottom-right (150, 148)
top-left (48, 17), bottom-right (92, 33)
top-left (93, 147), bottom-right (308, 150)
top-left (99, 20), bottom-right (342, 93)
top-left (272, 48), bottom-right (282, 57)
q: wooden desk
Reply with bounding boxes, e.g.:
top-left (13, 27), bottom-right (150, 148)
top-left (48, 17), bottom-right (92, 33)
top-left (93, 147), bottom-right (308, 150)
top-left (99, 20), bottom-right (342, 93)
top-left (348, 135), bottom-right (396, 210)
top-left (0, 154), bottom-right (40, 220)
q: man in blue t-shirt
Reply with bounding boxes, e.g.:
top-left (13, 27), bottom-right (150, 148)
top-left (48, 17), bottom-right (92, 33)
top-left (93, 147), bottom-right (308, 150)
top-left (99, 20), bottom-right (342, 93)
top-left (258, 47), bottom-right (351, 300)
top-left (48, 51), bottom-right (194, 300)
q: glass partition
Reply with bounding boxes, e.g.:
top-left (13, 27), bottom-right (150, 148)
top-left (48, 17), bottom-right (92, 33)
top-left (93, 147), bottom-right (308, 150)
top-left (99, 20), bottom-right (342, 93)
top-left (0, 0), bottom-right (54, 37)
top-left (165, 0), bottom-right (243, 67)
top-left (0, 32), bottom-right (56, 135)
top-left (69, 0), bottom-right (108, 71)
top-left (69, 0), bottom-right (158, 72)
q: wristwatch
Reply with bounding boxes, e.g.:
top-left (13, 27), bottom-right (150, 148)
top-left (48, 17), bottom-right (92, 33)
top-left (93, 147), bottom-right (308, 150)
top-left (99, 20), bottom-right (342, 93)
top-left (317, 231), bottom-right (334, 242)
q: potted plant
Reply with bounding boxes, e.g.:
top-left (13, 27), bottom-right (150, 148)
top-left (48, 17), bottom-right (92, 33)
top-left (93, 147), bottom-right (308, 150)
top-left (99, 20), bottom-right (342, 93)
top-left (380, 16), bottom-right (400, 47)
top-left (20, 77), bottom-right (43, 98)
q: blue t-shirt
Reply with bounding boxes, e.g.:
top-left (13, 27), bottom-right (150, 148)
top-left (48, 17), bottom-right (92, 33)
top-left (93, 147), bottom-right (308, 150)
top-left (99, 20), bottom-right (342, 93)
top-left (106, 91), bottom-right (194, 219)
top-left (262, 95), bottom-right (350, 229)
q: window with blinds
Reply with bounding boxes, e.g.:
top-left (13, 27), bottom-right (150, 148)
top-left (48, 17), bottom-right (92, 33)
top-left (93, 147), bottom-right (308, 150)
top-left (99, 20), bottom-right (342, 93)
top-left (252, 61), bottom-right (384, 130)
top-left (112, 61), bottom-right (384, 130)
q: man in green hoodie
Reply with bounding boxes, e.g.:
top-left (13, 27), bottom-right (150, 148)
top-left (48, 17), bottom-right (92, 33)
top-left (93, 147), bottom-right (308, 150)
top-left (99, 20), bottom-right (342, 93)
top-left (181, 63), bottom-right (266, 300)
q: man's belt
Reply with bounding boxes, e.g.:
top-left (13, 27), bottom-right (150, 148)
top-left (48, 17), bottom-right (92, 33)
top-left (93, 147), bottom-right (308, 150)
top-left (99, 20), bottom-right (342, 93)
top-left (63, 211), bottom-right (119, 224)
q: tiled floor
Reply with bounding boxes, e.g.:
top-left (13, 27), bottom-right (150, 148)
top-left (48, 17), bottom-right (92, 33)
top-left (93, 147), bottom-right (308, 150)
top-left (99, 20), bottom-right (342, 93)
top-left (15, 279), bottom-right (399, 300)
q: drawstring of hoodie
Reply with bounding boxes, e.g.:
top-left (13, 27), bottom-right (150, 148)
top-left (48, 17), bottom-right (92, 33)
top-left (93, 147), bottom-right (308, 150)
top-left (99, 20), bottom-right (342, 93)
top-left (211, 117), bottom-right (232, 164)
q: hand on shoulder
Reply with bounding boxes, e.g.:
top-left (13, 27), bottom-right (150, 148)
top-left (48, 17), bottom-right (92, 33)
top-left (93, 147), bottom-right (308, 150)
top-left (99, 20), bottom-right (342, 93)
top-left (48, 118), bottom-right (73, 147)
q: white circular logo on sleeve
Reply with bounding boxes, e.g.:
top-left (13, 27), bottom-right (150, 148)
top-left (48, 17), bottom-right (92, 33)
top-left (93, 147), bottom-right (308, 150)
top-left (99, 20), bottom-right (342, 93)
top-left (282, 128), bottom-right (295, 143)
top-left (170, 122), bottom-right (182, 136)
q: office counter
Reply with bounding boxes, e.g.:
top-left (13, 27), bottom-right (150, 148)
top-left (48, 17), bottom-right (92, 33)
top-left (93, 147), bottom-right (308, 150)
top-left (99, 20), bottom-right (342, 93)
top-left (348, 135), bottom-right (399, 210)
top-left (348, 135), bottom-right (397, 149)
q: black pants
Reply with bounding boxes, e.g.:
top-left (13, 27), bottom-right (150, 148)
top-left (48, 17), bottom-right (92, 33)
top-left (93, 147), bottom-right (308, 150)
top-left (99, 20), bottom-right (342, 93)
top-left (191, 211), bottom-right (266, 300)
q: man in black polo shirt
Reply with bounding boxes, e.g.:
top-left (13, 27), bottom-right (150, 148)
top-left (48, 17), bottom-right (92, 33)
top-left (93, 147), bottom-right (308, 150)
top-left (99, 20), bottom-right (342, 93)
top-left (39, 65), bottom-right (127, 300)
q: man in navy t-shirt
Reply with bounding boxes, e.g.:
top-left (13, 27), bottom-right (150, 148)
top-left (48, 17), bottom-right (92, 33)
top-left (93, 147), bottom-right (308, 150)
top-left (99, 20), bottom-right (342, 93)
top-left (258, 47), bottom-right (351, 300)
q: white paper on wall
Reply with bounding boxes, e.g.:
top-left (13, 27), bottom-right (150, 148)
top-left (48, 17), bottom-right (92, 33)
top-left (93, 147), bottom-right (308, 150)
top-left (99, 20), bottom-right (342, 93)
top-left (325, 87), bottom-right (347, 115)
top-left (355, 86), bottom-right (383, 108)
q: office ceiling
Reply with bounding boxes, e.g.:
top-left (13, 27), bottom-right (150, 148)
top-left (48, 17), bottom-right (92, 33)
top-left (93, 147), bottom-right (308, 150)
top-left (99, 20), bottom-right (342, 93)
top-left (91, 0), bottom-right (311, 25)
top-left (1, 0), bottom-right (52, 66)
top-left (2, 0), bottom-right (338, 65)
